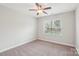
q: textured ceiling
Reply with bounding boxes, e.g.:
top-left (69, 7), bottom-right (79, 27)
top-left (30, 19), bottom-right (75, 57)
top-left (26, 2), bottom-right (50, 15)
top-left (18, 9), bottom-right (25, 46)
top-left (0, 3), bottom-right (79, 17)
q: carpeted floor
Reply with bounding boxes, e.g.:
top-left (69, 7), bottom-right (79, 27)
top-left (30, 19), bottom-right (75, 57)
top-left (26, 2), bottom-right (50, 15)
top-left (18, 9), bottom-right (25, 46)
top-left (0, 40), bottom-right (78, 56)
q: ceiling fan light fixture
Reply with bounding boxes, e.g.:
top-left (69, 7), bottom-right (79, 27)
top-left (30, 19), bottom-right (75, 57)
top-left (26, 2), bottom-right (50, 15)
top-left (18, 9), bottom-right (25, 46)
top-left (37, 10), bottom-right (43, 13)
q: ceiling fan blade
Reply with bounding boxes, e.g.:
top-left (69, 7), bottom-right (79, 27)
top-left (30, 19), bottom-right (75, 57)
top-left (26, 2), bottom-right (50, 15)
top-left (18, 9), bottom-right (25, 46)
top-left (37, 12), bottom-right (39, 15)
top-left (43, 11), bottom-right (48, 14)
top-left (29, 9), bottom-right (36, 11)
top-left (35, 3), bottom-right (40, 7)
top-left (35, 3), bottom-right (42, 8)
top-left (44, 7), bottom-right (52, 10)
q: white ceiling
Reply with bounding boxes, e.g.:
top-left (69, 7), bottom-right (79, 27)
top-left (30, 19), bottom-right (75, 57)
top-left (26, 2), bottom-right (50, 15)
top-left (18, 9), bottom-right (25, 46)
top-left (0, 3), bottom-right (79, 17)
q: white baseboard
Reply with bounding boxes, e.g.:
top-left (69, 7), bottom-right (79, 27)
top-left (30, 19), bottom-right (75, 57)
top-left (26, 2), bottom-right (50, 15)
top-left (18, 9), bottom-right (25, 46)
top-left (0, 38), bottom-right (36, 53)
top-left (37, 38), bottom-right (75, 48)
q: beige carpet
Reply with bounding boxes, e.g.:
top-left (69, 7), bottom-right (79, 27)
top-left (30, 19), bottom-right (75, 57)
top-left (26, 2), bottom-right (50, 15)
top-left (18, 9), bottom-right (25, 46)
top-left (0, 40), bottom-right (78, 56)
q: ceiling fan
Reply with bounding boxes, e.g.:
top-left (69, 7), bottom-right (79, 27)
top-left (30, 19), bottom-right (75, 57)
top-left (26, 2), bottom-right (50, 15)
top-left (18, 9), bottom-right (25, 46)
top-left (29, 3), bottom-right (52, 15)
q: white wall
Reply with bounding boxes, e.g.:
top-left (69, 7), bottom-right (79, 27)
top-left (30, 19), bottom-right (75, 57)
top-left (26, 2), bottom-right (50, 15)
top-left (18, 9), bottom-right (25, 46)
top-left (37, 11), bottom-right (75, 47)
top-left (0, 5), bottom-right (37, 52)
top-left (76, 6), bottom-right (79, 54)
